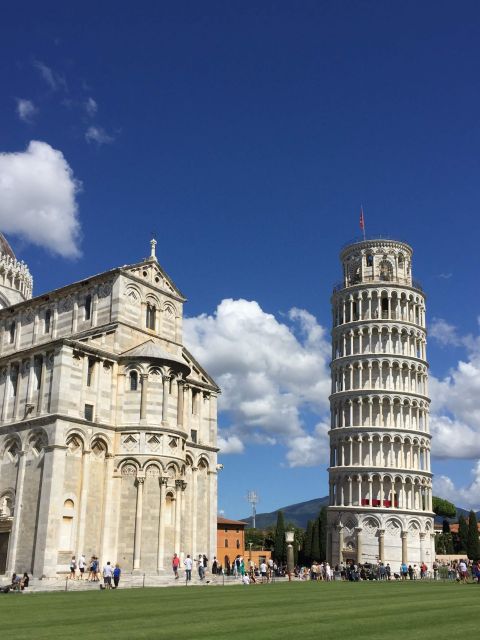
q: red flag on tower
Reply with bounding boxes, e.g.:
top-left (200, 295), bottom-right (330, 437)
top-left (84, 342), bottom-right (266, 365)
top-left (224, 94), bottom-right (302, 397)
top-left (359, 206), bottom-right (366, 240)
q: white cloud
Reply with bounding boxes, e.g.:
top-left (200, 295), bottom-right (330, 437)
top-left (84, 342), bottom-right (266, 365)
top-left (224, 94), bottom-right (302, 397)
top-left (16, 99), bottom-right (37, 123)
top-left (33, 60), bottom-right (66, 91)
top-left (428, 318), bottom-right (480, 463)
top-left (184, 299), bottom-right (331, 466)
top-left (85, 126), bottom-right (114, 146)
top-left (434, 462), bottom-right (480, 510)
top-left (429, 318), bottom-right (461, 347)
top-left (85, 97), bottom-right (98, 117)
top-left (217, 433), bottom-right (244, 454)
top-left (286, 420), bottom-right (330, 468)
top-left (0, 141), bottom-right (81, 258)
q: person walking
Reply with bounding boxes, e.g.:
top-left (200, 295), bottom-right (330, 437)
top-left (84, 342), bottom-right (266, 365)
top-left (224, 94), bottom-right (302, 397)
top-left (69, 556), bottom-right (77, 580)
top-left (197, 554), bottom-right (205, 580)
top-left (78, 554), bottom-right (86, 580)
top-left (172, 553), bottom-right (180, 580)
top-left (212, 557), bottom-right (218, 575)
top-left (103, 561), bottom-right (113, 589)
top-left (184, 555), bottom-right (193, 581)
top-left (113, 564), bottom-right (121, 589)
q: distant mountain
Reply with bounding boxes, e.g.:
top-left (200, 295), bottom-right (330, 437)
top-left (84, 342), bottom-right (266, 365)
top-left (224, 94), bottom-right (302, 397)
top-left (240, 496), bottom-right (480, 530)
top-left (241, 496), bottom-right (329, 529)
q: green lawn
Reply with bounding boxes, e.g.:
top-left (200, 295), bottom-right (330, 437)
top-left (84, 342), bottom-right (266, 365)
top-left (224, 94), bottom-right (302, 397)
top-left (0, 581), bottom-right (477, 640)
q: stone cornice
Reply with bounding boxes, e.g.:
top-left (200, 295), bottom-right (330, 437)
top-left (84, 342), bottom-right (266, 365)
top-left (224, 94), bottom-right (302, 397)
top-left (331, 319), bottom-right (427, 336)
top-left (329, 389), bottom-right (431, 403)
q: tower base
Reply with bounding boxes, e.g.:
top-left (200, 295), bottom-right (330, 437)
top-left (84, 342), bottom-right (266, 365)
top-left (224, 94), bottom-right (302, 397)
top-left (327, 507), bottom-right (435, 572)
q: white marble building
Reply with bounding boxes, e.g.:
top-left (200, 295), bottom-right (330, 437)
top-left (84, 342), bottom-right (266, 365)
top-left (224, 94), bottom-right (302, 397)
top-left (327, 239), bottom-right (435, 569)
top-left (0, 235), bottom-right (219, 578)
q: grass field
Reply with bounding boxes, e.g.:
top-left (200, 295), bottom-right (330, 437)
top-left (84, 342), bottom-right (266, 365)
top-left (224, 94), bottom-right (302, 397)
top-left (0, 581), bottom-right (477, 640)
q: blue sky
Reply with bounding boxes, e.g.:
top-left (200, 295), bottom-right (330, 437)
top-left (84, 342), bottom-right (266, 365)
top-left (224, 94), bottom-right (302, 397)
top-left (1, 1), bottom-right (480, 518)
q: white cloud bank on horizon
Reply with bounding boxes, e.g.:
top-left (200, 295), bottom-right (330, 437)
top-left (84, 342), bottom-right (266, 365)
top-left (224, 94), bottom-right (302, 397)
top-left (434, 463), bottom-right (480, 511)
top-left (184, 303), bottom-right (480, 503)
top-left (184, 299), bottom-right (332, 467)
top-left (0, 141), bottom-right (81, 258)
top-left (426, 317), bottom-right (480, 508)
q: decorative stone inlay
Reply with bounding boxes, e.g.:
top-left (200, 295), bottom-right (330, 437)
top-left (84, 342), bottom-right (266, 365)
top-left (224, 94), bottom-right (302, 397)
top-left (121, 464), bottom-right (137, 476)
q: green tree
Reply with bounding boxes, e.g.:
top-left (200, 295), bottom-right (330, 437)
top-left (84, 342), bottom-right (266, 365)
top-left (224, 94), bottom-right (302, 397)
top-left (311, 519), bottom-right (321, 561)
top-left (273, 511), bottom-right (286, 563)
top-left (458, 515), bottom-right (469, 553)
top-left (467, 511), bottom-right (480, 561)
top-left (319, 507), bottom-right (328, 560)
top-left (442, 519), bottom-right (451, 533)
top-left (436, 532), bottom-right (454, 555)
top-left (303, 520), bottom-right (314, 564)
top-left (433, 496), bottom-right (456, 519)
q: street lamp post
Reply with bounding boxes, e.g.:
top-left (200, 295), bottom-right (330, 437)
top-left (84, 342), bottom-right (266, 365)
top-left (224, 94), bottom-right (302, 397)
top-left (285, 530), bottom-right (294, 577)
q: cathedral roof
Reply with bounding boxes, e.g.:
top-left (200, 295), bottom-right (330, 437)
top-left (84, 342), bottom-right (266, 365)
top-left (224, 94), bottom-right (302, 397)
top-left (0, 233), bottom-right (16, 260)
top-left (121, 340), bottom-right (190, 373)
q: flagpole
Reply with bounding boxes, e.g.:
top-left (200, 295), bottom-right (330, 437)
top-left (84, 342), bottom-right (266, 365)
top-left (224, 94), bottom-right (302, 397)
top-left (360, 205), bottom-right (366, 241)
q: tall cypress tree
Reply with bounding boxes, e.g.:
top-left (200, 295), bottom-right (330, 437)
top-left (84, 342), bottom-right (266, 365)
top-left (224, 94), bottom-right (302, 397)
top-left (319, 507), bottom-right (328, 560)
top-left (311, 519), bottom-right (321, 561)
top-left (303, 520), bottom-right (314, 564)
top-left (467, 511), bottom-right (480, 561)
top-left (273, 511), bottom-right (286, 563)
top-left (458, 515), bottom-right (469, 553)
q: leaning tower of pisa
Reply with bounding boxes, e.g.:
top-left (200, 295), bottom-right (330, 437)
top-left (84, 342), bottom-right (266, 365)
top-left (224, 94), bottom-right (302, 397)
top-left (326, 238), bottom-right (435, 570)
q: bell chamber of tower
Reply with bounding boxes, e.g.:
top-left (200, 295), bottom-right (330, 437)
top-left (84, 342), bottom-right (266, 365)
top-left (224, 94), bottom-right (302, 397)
top-left (326, 239), bottom-right (435, 570)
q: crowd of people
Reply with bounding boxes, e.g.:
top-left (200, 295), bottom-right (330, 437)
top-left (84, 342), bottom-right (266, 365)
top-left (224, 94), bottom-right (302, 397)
top-left (68, 555), bottom-right (121, 588)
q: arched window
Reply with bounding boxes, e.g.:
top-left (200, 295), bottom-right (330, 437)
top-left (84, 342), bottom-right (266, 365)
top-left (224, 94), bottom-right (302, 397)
top-left (45, 310), bottom-right (51, 334)
top-left (379, 260), bottom-right (393, 281)
top-left (9, 321), bottom-right (15, 344)
top-left (85, 295), bottom-right (92, 321)
top-left (225, 539), bottom-right (228, 548)
top-left (366, 254), bottom-right (374, 267)
top-left (146, 303), bottom-right (156, 330)
top-left (129, 371), bottom-right (138, 391)
top-left (236, 539), bottom-right (240, 549)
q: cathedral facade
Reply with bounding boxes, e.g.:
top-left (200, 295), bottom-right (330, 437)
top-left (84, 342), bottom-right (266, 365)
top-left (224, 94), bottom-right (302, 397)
top-left (0, 236), bottom-right (219, 578)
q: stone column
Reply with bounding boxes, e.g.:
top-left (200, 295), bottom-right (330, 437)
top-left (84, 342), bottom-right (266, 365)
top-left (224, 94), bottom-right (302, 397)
top-left (133, 476), bottom-right (145, 570)
top-left (180, 480), bottom-right (187, 553)
top-left (401, 531), bottom-right (408, 564)
top-left (174, 479), bottom-right (183, 554)
top-left (357, 476), bottom-right (362, 505)
top-left (419, 532), bottom-right (426, 562)
top-left (337, 525), bottom-right (344, 565)
top-left (1, 363), bottom-right (11, 421)
top-left (6, 450), bottom-right (26, 574)
top-left (162, 375), bottom-right (170, 425)
top-left (191, 467), bottom-right (198, 558)
top-left (157, 477), bottom-right (168, 571)
top-left (100, 453), bottom-right (115, 563)
top-left (378, 529), bottom-right (385, 563)
top-left (348, 476), bottom-right (353, 506)
top-left (76, 448), bottom-right (91, 557)
top-left (26, 355), bottom-right (35, 406)
top-left (355, 527), bottom-right (363, 564)
top-left (140, 373), bottom-right (148, 421)
top-left (33, 444), bottom-right (68, 577)
top-left (177, 379), bottom-right (184, 428)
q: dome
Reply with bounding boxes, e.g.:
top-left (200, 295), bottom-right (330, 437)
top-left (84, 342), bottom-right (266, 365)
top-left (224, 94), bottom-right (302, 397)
top-left (0, 233), bottom-right (16, 260)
